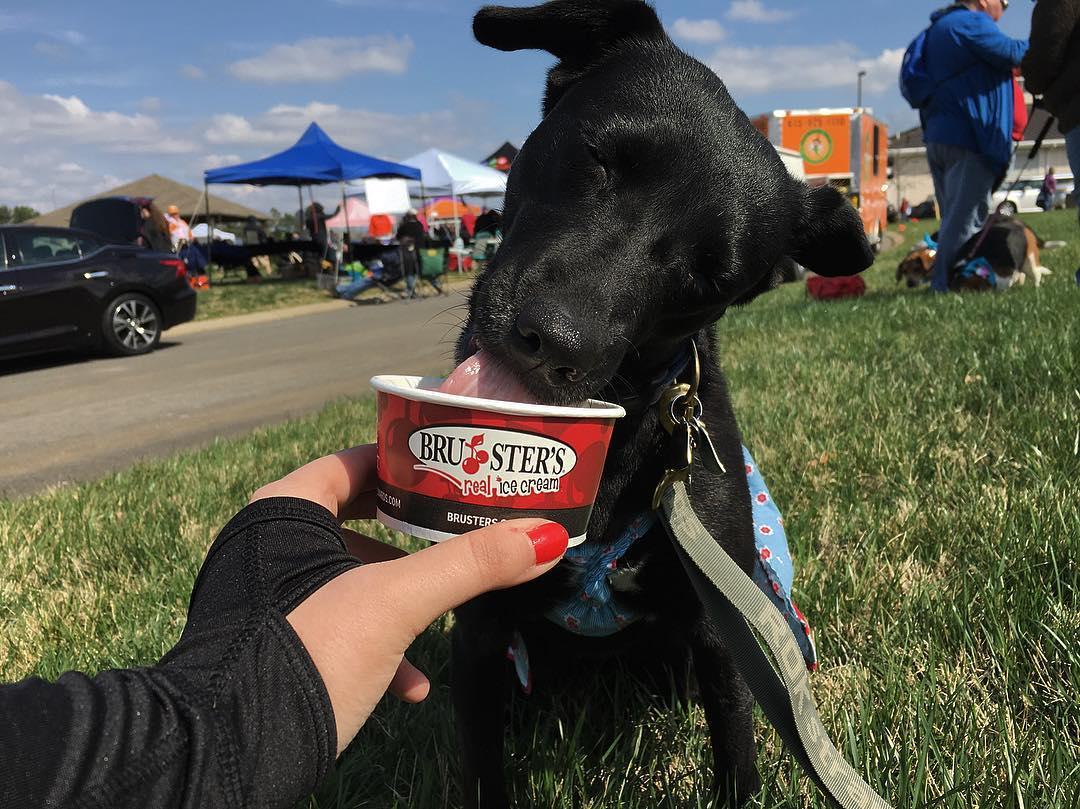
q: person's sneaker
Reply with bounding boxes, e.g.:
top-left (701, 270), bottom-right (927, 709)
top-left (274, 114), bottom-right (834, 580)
top-left (1074, 267), bottom-right (1080, 287)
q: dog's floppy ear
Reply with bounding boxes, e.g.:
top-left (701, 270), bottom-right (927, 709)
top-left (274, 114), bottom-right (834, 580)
top-left (474, 1), bottom-right (665, 114)
top-left (789, 184), bottom-right (875, 277)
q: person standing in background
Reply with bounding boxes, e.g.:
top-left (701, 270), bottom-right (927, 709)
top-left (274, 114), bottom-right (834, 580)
top-left (1038, 167), bottom-right (1056, 210)
top-left (920, 0), bottom-right (1028, 292)
top-left (139, 202), bottom-right (173, 253)
top-left (164, 204), bottom-right (191, 250)
top-left (1023, 0), bottom-right (1080, 224)
top-left (396, 209), bottom-right (440, 298)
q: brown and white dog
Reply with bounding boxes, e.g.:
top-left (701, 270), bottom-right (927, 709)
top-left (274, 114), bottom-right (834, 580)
top-left (897, 218), bottom-right (1053, 290)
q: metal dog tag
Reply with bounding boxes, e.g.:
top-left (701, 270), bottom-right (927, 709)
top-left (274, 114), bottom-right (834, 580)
top-left (689, 416), bottom-right (726, 475)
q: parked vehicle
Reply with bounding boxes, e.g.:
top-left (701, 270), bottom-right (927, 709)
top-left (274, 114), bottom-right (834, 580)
top-left (1053, 177), bottom-right (1076, 210)
top-left (909, 198), bottom-right (938, 220)
top-left (993, 174), bottom-right (1075, 214)
top-left (753, 107), bottom-right (889, 251)
top-left (71, 197), bottom-right (151, 245)
top-left (0, 225), bottom-right (196, 360)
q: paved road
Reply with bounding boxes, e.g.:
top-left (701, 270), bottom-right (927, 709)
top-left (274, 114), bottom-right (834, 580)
top-left (0, 295), bottom-right (468, 498)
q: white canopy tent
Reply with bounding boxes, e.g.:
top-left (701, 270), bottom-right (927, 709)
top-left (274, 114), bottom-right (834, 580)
top-left (191, 223), bottom-right (237, 244)
top-left (402, 148), bottom-right (508, 195)
top-left (401, 149), bottom-right (508, 237)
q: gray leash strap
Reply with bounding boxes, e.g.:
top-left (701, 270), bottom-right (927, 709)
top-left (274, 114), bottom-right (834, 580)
top-left (660, 481), bottom-right (891, 809)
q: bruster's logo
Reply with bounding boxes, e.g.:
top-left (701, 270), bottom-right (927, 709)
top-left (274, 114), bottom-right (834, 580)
top-left (408, 425), bottom-right (577, 498)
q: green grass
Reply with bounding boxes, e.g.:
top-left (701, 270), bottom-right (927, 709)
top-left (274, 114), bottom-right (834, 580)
top-left (193, 277), bottom-right (332, 321)
top-left (2, 210), bottom-right (1078, 807)
top-left (192, 272), bottom-right (476, 321)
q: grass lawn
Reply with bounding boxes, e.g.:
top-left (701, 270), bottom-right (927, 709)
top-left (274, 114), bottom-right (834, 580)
top-left (2, 210), bottom-right (1078, 807)
top-left (193, 277), bottom-right (331, 321)
top-left (193, 270), bottom-right (477, 322)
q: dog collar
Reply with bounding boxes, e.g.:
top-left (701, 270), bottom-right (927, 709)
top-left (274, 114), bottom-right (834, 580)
top-left (603, 341), bottom-right (694, 415)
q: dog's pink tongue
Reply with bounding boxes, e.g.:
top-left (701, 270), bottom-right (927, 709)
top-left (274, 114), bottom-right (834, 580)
top-left (439, 350), bottom-right (537, 404)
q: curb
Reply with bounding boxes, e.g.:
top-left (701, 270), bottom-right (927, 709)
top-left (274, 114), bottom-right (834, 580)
top-left (170, 299), bottom-right (353, 337)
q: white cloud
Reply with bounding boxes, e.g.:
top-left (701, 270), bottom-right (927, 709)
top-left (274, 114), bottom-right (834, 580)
top-left (202, 153), bottom-right (243, 170)
top-left (180, 64), bottom-right (206, 80)
top-left (55, 30), bottom-right (85, 45)
top-left (0, 150), bottom-right (125, 214)
top-left (670, 18), bottom-right (727, 44)
top-left (0, 81), bottom-right (196, 155)
top-left (137, 96), bottom-right (162, 113)
top-left (705, 44), bottom-right (904, 96)
top-left (0, 84), bottom-right (156, 145)
top-left (204, 100), bottom-right (471, 156)
top-left (726, 1), bottom-right (796, 23)
top-left (227, 35), bottom-right (413, 83)
top-left (107, 138), bottom-right (199, 155)
top-left (204, 113), bottom-right (282, 146)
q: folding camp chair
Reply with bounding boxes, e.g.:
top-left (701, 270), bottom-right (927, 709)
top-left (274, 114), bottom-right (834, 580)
top-left (417, 244), bottom-right (449, 296)
top-left (470, 230), bottom-right (500, 271)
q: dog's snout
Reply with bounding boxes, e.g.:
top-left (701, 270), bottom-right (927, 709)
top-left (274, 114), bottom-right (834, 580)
top-left (511, 300), bottom-right (599, 384)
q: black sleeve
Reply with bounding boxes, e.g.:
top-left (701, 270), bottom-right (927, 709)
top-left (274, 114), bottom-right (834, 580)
top-left (0, 497), bottom-right (362, 809)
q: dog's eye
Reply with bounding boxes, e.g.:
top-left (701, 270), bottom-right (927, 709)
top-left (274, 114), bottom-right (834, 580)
top-left (585, 143), bottom-right (610, 182)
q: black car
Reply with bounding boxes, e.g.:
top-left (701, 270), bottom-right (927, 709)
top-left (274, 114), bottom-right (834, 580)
top-left (0, 225), bottom-right (196, 360)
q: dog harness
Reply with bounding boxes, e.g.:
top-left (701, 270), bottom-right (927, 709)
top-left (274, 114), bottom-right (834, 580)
top-left (509, 447), bottom-right (818, 687)
top-left (537, 446), bottom-right (817, 669)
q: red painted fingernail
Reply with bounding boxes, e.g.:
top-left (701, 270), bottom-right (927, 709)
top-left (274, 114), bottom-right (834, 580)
top-left (527, 522), bottom-right (568, 565)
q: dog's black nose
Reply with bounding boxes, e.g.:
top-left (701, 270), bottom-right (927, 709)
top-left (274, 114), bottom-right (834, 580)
top-left (511, 299), bottom-right (599, 384)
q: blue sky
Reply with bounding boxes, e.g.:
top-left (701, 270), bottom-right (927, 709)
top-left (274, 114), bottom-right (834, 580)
top-left (0, 0), bottom-right (1033, 214)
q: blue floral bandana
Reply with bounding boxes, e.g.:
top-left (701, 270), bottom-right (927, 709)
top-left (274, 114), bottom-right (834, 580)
top-left (507, 446), bottom-right (818, 691)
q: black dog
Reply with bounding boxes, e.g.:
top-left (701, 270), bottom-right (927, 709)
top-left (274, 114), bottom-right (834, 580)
top-left (451, 2), bottom-right (873, 806)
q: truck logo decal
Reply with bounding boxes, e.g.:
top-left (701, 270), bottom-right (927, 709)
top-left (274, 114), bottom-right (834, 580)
top-left (800, 129), bottom-right (833, 165)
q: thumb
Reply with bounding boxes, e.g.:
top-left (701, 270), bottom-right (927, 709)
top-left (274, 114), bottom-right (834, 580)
top-left (371, 519), bottom-right (569, 638)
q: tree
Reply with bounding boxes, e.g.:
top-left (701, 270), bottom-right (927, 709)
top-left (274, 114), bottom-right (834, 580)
top-left (11, 206), bottom-right (40, 224)
top-left (270, 207), bottom-right (299, 235)
top-left (0, 206), bottom-right (11, 225)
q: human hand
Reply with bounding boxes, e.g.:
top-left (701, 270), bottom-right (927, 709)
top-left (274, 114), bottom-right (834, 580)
top-left (250, 445), bottom-right (569, 755)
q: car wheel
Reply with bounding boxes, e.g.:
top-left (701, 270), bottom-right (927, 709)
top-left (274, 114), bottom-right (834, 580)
top-left (102, 293), bottom-right (162, 356)
top-left (999, 201), bottom-right (1018, 216)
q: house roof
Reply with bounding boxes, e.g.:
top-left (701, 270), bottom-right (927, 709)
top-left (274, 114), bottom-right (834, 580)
top-left (889, 108), bottom-right (1064, 150)
top-left (26, 173), bottom-right (270, 227)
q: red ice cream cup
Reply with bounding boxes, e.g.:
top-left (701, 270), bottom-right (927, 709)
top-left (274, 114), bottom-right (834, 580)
top-left (371, 375), bottom-right (625, 546)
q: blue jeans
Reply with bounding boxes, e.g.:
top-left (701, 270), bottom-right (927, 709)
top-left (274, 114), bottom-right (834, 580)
top-left (1066, 126), bottom-right (1080, 217)
top-left (336, 275), bottom-right (379, 300)
top-left (926, 142), bottom-right (998, 291)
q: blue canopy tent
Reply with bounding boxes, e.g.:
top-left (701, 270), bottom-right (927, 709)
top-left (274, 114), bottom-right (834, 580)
top-left (204, 122), bottom-right (420, 186)
top-left (201, 122), bottom-right (421, 270)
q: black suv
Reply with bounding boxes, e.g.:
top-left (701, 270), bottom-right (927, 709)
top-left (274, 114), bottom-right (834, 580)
top-left (0, 225), bottom-right (196, 360)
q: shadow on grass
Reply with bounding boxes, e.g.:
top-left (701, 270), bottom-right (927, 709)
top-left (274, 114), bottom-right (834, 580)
top-left (313, 627), bottom-right (719, 809)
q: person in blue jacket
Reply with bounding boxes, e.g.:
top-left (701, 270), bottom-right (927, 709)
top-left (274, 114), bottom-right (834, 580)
top-left (922, 0), bottom-right (1028, 291)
